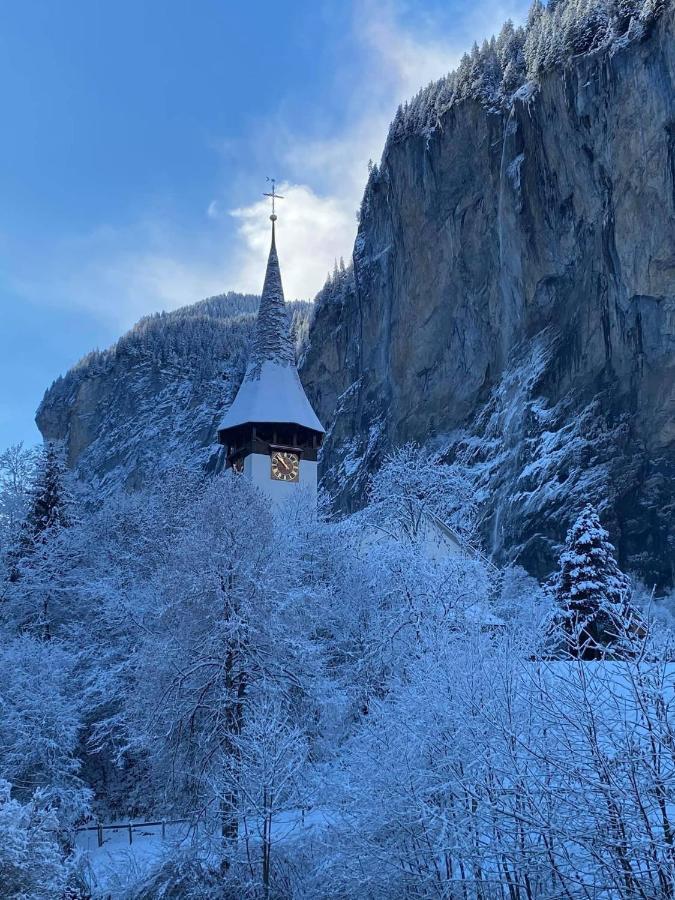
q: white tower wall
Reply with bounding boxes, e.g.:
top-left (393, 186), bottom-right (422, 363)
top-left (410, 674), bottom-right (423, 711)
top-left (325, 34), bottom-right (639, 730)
top-left (244, 452), bottom-right (318, 505)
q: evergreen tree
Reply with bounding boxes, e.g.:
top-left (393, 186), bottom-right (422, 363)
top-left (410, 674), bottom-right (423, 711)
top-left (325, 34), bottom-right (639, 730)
top-left (5, 443), bottom-right (78, 637)
top-left (497, 22), bottom-right (527, 95)
top-left (454, 52), bottom-right (473, 100)
top-left (524, 0), bottom-right (546, 74)
top-left (473, 38), bottom-right (503, 105)
top-left (17, 442), bottom-right (72, 554)
top-left (545, 504), bottom-right (644, 659)
top-left (608, 0), bottom-right (642, 32)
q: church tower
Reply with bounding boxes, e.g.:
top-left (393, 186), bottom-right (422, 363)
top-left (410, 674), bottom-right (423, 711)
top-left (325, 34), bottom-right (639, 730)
top-left (217, 199), bottom-right (325, 504)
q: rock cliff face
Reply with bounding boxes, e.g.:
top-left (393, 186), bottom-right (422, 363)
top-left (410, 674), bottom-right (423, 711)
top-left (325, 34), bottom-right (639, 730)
top-left (301, 10), bottom-right (675, 587)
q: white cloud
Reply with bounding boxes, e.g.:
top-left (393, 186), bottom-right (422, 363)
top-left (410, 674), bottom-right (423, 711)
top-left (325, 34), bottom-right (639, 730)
top-left (226, 0), bottom-right (530, 300)
top-left (223, 1), bottom-right (461, 300)
top-left (281, 2), bottom-right (463, 200)
top-left (360, 1), bottom-right (465, 100)
top-left (229, 184), bottom-right (355, 300)
top-left (10, 223), bottom-right (228, 330)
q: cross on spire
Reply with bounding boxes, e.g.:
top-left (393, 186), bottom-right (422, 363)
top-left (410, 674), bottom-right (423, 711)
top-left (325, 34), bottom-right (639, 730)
top-left (263, 177), bottom-right (284, 222)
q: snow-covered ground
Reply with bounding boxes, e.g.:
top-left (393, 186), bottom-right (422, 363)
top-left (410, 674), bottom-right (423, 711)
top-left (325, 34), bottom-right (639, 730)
top-left (76, 809), bottom-right (332, 897)
top-left (76, 820), bottom-right (195, 896)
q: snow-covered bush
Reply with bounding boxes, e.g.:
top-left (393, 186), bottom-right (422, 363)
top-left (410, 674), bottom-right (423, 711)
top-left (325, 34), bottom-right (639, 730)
top-left (120, 849), bottom-right (224, 900)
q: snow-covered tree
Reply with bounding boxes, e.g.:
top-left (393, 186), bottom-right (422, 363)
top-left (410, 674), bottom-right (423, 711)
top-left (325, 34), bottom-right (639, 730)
top-left (0, 780), bottom-right (69, 900)
top-left (545, 503), bottom-right (645, 658)
top-left (0, 443), bottom-right (37, 563)
top-left (366, 442), bottom-right (478, 542)
top-left (0, 636), bottom-right (91, 825)
top-left (217, 696), bottom-right (309, 894)
top-left (18, 441), bottom-right (72, 545)
top-left (112, 474), bottom-right (322, 865)
top-left (2, 448), bottom-right (83, 639)
top-left (497, 21), bottom-right (527, 95)
top-left (4, 441), bottom-right (78, 635)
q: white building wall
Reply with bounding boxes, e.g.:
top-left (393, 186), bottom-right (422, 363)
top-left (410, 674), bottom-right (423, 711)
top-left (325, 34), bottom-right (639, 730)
top-left (244, 452), bottom-right (318, 505)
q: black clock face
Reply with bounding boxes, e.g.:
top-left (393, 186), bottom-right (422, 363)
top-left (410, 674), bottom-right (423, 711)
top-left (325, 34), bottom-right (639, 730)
top-left (270, 450), bottom-right (300, 482)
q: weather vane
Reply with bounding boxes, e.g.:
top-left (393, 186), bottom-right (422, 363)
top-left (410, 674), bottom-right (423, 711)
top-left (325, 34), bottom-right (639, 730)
top-left (263, 177), bottom-right (284, 222)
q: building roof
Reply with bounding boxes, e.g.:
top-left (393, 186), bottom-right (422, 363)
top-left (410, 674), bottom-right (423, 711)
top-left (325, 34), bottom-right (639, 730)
top-left (218, 220), bottom-right (325, 436)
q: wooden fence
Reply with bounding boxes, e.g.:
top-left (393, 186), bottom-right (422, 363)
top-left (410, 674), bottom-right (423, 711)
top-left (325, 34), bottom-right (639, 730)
top-left (76, 819), bottom-right (190, 848)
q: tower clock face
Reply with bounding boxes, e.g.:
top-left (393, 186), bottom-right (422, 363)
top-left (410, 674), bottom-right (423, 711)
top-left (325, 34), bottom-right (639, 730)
top-left (270, 450), bottom-right (300, 482)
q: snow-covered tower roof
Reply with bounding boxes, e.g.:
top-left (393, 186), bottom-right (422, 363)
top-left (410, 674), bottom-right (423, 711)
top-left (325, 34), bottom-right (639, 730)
top-left (218, 218), bottom-right (325, 437)
top-left (245, 222), bottom-right (296, 375)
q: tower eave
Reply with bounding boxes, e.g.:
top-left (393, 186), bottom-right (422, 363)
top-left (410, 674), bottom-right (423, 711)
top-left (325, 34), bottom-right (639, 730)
top-left (218, 359), bottom-right (325, 437)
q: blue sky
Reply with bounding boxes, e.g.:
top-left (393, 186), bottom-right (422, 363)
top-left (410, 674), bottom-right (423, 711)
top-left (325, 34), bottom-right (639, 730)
top-left (0, 0), bottom-right (528, 449)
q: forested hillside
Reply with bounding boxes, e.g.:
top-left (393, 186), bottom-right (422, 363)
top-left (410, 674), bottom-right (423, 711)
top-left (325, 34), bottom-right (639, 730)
top-left (37, 294), bottom-right (311, 494)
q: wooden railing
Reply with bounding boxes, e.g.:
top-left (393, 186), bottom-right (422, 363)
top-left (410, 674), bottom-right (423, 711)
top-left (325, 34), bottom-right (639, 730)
top-left (76, 818), bottom-right (190, 847)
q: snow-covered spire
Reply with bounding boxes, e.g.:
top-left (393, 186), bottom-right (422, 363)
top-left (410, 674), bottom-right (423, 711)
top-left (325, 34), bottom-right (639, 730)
top-left (217, 211), bottom-right (325, 437)
top-left (246, 220), bottom-right (296, 379)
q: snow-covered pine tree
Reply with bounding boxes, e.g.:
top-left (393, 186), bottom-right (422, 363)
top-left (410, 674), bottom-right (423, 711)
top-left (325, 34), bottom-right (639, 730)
top-left (545, 504), bottom-right (645, 659)
top-left (497, 21), bottom-right (527, 96)
top-left (4, 442), bottom-right (78, 638)
top-left (523, 0), bottom-right (546, 74)
top-left (453, 51), bottom-right (472, 101)
top-left (496, 18), bottom-right (517, 64)
top-left (15, 442), bottom-right (72, 555)
top-left (473, 38), bottom-right (503, 106)
top-left (5, 443), bottom-right (71, 590)
top-left (467, 42), bottom-right (485, 98)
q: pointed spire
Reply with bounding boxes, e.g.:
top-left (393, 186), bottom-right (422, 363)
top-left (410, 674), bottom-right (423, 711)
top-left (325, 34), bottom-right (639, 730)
top-left (217, 197), bottom-right (325, 439)
top-left (245, 219), bottom-right (296, 379)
